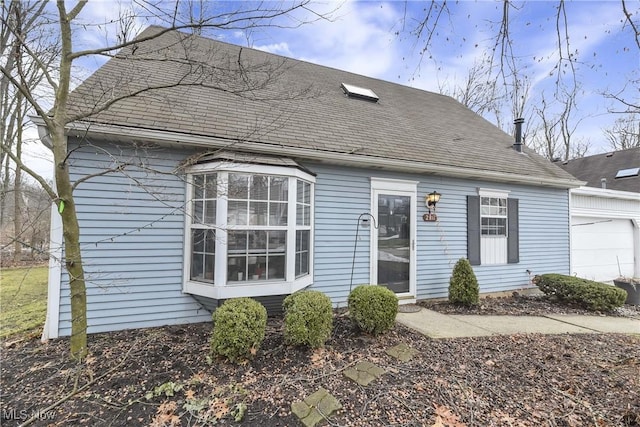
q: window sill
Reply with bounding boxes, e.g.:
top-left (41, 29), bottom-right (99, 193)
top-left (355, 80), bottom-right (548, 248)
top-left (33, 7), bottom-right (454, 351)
top-left (184, 275), bottom-right (313, 299)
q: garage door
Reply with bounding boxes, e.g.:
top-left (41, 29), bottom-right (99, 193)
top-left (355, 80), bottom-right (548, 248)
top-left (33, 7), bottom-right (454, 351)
top-left (572, 217), bottom-right (635, 282)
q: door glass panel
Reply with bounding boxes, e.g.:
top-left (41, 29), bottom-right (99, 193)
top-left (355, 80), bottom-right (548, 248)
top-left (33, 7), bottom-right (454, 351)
top-left (377, 194), bottom-right (410, 294)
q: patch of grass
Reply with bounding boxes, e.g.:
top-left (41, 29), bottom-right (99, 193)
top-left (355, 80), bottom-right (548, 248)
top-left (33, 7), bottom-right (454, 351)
top-left (0, 266), bottom-right (48, 339)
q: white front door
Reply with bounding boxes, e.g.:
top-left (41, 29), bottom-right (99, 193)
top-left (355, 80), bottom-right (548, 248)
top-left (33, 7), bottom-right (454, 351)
top-left (370, 178), bottom-right (417, 300)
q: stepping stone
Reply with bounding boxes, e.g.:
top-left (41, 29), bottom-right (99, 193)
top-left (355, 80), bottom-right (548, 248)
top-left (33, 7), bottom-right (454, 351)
top-left (386, 343), bottom-right (419, 362)
top-left (291, 387), bottom-right (342, 427)
top-left (343, 361), bottom-right (385, 386)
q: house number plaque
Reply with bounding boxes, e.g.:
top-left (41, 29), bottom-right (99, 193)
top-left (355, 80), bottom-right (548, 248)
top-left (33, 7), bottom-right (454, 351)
top-left (423, 213), bottom-right (438, 222)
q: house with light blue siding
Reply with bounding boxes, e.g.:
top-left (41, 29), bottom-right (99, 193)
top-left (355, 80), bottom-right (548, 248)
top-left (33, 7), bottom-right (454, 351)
top-left (37, 26), bottom-right (581, 339)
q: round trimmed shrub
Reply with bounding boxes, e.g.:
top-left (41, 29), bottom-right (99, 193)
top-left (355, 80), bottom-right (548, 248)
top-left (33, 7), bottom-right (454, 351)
top-left (348, 285), bottom-right (398, 335)
top-left (283, 290), bottom-right (333, 348)
top-left (210, 298), bottom-right (267, 363)
top-left (449, 258), bottom-right (479, 306)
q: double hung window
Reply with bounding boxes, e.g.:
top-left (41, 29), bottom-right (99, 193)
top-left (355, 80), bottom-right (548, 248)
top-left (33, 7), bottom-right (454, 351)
top-left (467, 189), bottom-right (519, 266)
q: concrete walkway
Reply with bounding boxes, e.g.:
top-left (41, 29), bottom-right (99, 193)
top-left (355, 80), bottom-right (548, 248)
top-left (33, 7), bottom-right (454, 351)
top-left (396, 308), bottom-right (640, 339)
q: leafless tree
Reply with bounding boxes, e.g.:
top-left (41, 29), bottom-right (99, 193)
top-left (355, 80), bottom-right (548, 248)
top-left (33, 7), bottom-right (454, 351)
top-left (1, 0), bottom-right (332, 360)
top-left (1, 1), bottom-right (56, 262)
top-left (603, 114), bottom-right (640, 151)
top-left (530, 95), bottom-right (561, 161)
top-left (402, 0), bottom-right (637, 159)
top-left (439, 55), bottom-right (501, 118)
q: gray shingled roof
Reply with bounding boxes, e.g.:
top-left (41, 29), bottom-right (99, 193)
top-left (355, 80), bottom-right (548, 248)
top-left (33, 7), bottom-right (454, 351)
top-left (559, 148), bottom-right (640, 193)
top-left (65, 25), bottom-right (578, 186)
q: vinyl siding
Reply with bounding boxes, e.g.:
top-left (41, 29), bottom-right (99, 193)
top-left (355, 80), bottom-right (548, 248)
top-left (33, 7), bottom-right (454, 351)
top-left (57, 139), bottom-right (211, 336)
top-left (56, 143), bottom-right (570, 335)
top-left (305, 162), bottom-right (570, 303)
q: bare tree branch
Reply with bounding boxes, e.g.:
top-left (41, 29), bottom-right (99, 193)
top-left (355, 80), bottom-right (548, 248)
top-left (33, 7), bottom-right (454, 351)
top-left (622, 0), bottom-right (640, 50)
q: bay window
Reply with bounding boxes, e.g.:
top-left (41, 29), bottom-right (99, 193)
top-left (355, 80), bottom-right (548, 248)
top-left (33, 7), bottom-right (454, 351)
top-left (184, 162), bottom-right (314, 299)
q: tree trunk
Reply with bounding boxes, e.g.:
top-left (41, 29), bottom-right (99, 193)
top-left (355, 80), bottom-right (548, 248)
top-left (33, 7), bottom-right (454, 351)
top-left (13, 126), bottom-right (21, 262)
top-left (52, 125), bottom-right (87, 360)
top-left (13, 94), bottom-right (23, 262)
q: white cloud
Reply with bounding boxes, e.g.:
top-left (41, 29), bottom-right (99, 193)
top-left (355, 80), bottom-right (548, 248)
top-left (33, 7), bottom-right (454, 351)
top-left (248, 1), bottom-right (402, 79)
top-left (254, 42), bottom-right (295, 57)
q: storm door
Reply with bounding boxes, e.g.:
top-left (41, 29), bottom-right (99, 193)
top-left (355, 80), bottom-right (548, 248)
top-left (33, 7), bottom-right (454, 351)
top-left (370, 178), bottom-right (417, 299)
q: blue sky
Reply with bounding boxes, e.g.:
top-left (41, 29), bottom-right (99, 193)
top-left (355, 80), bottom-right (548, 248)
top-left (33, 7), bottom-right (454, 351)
top-left (25, 0), bottom-right (640, 178)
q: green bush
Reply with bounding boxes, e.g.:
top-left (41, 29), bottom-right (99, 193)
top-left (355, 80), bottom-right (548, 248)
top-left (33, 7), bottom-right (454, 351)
top-left (534, 274), bottom-right (626, 311)
top-left (448, 258), bottom-right (479, 306)
top-left (348, 285), bottom-right (398, 335)
top-left (210, 298), bottom-right (267, 363)
top-left (283, 290), bottom-right (333, 348)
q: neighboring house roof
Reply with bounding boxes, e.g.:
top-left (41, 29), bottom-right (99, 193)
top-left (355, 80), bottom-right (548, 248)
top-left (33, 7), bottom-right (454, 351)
top-left (59, 25), bottom-right (579, 187)
top-left (559, 148), bottom-right (640, 193)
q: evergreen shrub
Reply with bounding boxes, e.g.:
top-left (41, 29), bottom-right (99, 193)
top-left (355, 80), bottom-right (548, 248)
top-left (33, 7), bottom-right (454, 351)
top-left (448, 258), bottom-right (480, 306)
top-left (210, 298), bottom-right (267, 363)
top-left (534, 273), bottom-right (626, 311)
top-left (348, 285), bottom-right (398, 335)
top-left (283, 290), bottom-right (333, 348)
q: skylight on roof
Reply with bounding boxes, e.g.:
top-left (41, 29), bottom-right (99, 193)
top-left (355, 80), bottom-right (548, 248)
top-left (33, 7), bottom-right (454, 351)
top-left (341, 83), bottom-right (379, 102)
top-left (615, 167), bottom-right (640, 179)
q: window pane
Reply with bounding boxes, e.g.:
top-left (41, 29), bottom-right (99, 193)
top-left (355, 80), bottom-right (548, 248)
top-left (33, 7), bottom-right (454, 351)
top-left (248, 231), bottom-right (267, 254)
top-left (297, 180), bottom-right (310, 204)
top-left (191, 252), bottom-right (203, 280)
top-left (300, 252), bottom-right (309, 276)
top-left (249, 256), bottom-right (267, 281)
top-left (270, 202), bottom-right (288, 226)
top-left (267, 255), bottom-right (286, 279)
top-left (204, 174), bottom-right (217, 199)
top-left (228, 200), bottom-right (248, 225)
top-left (481, 217), bottom-right (506, 236)
top-left (251, 175), bottom-right (269, 200)
top-left (227, 231), bottom-right (247, 252)
top-left (204, 200), bottom-right (216, 224)
top-left (269, 231), bottom-right (286, 254)
top-left (193, 200), bottom-right (203, 223)
top-left (191, 229), bottom-right (214, 283)
top-left (299, 230), bottom-right (310, 251)
top-left (304, 209), bottom-right (310, 226)
top-left (295, 230), bottom-right (310, 277)
top-left (204, 255), bottom-right (215, 282)
top-left (296, 203), bottom-right (304, 226)
top-left (228, 256), bottom-right (246, 282)
top-left (249, 201), bottom-right (268, 225)
top-left (228, 174), bottom-right (249, 199)
top-left (192, 229), bottom-right (205, 253)
top-left (270, 177), bottom-right (288, 201)
top-left (194, 175), bottom-right (204, 199)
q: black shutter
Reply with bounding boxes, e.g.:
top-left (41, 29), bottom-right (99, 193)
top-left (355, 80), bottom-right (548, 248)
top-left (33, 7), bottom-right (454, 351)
top-left (507, 198), bottom-right (519, 264)
top-left (467, 196), bottom-right (481, 265)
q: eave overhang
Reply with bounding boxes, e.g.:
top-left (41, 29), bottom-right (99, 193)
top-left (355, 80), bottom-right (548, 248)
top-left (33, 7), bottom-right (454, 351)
top-left (32, 118), bottom-right (585, 189)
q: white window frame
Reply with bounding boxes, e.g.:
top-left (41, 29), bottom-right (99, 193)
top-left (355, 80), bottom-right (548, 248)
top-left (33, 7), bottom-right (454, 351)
top-left (183, 162), bottom-right (315, 299)
top-left (478, 188), bottom-right (509, 265)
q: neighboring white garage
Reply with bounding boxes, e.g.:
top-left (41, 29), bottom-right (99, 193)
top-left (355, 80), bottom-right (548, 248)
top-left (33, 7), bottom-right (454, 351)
top-left (570, 187), bottom-right (640, 282)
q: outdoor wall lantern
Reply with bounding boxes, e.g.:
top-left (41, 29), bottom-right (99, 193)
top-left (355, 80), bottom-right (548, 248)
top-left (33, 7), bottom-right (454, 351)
top-left (425, 190), bottom-right (441, 213)
top-left (423, 190), bottom-right (441, 222)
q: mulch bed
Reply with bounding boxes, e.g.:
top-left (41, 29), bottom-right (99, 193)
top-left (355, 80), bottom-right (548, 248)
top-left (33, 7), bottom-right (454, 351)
top-left (1, 300), bottom-right (639, 426)
top-left (421, 292), bottom-right (640, 318)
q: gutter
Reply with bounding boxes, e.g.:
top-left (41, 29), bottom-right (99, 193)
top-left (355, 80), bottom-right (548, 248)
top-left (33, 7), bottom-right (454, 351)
top-left (571, 186), bottom-right (640, 201)
top-left (31, 118), bottom-right (585, 189)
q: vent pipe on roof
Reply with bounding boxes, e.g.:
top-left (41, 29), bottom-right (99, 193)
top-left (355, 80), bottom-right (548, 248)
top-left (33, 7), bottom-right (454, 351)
top-left (513, 118), bottom-right (525, 153)
top-left (601, 178), bottom-right (607, 189)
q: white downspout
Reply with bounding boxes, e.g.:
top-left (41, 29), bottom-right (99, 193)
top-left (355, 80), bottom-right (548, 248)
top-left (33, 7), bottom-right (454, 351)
top-left (40, 124), bottom-right (61, 341)
top-left (632, 218), bottom-right (640, 278)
